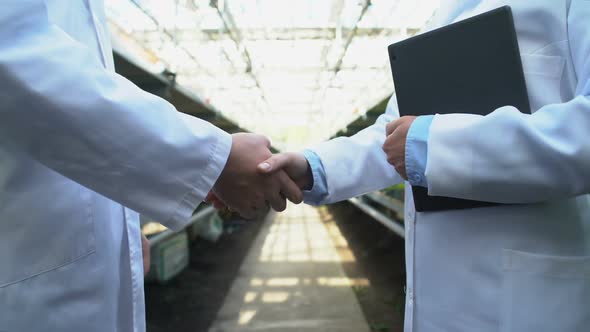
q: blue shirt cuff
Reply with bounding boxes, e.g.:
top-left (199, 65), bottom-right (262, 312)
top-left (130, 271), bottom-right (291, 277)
top-left (302, 149), bottom-right (329, 205)
top-left (405, 115), bottom-right (434, 187)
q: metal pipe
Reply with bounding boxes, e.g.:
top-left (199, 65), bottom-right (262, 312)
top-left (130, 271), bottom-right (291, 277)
top-left (348, 197), bottom-right (405, 238)
top-left (128, 0), bottom-right (214, 77)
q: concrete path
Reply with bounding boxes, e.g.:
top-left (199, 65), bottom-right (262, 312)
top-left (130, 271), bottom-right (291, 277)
top-left (209, 204), bottom-right (371, 332)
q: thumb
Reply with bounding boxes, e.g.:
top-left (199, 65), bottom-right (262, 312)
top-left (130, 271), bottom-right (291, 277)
top-left (257, 153), bottom-right (290, 174)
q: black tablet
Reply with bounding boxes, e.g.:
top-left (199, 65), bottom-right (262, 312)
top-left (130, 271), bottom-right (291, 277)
top-left (388, 6), bottom-right (530, 212)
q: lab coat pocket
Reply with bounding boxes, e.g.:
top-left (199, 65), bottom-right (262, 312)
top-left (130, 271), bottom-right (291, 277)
top-left (0, 184), bottom-right (96, 288)
top-left (520, 54), bottom-right (565, 113)
top-left (500, 249), bottom-right (590, 332)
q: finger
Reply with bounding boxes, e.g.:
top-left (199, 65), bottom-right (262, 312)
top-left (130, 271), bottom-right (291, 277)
top-left (257, 153), bottom-right (290, 174)
top-left (252, 200), bottom-right (271, 216)
top-left (277, 171), bottom-right (303, 204)
top-left (385, 119), bottom-right (403, 136)
top-left (383, 137), bottom-right (398, 166)
top-left (260, 176), bottom-right (286, 212)
top-left (245, 193), bottom-right (269, 218)
top-left (267, 190), bottom-right (287, 212)
top-left (387, 155), bottom-right (395, 166)
top-left (382, 134), bottom-right (395, 153)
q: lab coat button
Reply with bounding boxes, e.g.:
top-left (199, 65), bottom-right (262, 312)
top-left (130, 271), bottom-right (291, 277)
top-left (410, 172), bottom-right (422, 184)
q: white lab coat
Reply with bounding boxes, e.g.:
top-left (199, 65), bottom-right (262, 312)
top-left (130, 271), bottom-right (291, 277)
top-left (310, 1), bottom-right (590, 331)
top-left (0, 1), bottom-right (231, 331)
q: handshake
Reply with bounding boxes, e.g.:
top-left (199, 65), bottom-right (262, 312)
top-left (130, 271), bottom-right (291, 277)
top-left (206, 133), bottom-right (312, 219)
top-left (208, 116), bottom-right (417, 219)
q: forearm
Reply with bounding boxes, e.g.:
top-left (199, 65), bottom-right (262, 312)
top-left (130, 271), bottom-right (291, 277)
top-left (426, 96), bottom-right (590, 203)
top-left (309, 97), bottom-right (404, 204)
top-left (0, 2), bottom-right (231, 229)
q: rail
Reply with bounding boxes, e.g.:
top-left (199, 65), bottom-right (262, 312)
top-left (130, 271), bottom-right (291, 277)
top-left (348, 191), bottom-right (405, 238)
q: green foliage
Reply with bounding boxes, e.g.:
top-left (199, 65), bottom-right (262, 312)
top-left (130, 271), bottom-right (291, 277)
top-left (381, 183), bottom-right (405, 201)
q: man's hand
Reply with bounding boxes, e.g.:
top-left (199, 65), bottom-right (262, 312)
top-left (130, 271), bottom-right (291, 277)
top-left (257, 152), bottom-right (313, 190)
top-left (383, 116), bottom-right (416, 179)
top-left (212, 133), bottom-right (303, 219)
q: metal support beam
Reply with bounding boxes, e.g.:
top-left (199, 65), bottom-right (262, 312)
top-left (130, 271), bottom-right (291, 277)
top-left (332, 0), bottom-right (372, 72)
top-left (132, 27), bottom-right (416, 43)
top-left (211, 0), bottom-right (271, 111)
top-left (128, 0), bottom-right (214, 77)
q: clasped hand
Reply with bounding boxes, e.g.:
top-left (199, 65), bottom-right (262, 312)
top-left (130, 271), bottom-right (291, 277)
top-left (382, 116), bottom-right (416, 179)
top-left (209, 133), bottom-right (303, 219)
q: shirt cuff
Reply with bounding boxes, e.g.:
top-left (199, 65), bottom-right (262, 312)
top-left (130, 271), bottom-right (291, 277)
top-left (405, 115), bottom-right (434, 187)
top-left (302, 149), bottom-right (329, 205)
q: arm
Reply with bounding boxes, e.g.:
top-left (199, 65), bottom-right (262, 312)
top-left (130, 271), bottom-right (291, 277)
top-left (258, 96), bottom-right (405, 205)
top-left (421, 1), bottom-right (590, 203)
top-left (307, 96), bottom-right (405, 204)
top-left (0, 1), bottom-right (230, 229)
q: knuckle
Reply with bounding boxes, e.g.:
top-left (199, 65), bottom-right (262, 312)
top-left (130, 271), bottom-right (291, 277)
top-left (386, 126), bottom-right (393, 136)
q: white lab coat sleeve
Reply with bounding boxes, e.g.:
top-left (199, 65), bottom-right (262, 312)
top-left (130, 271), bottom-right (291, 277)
top-left (0, 1), bottom-right (232, 230)
top-left (309, 96), bottom-right (404, 204)
top-left (424, 0), bottom-right (590, 204)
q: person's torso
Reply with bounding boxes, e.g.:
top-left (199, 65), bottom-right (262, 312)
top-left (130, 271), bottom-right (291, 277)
top-left (404, 1), bottom-right (590, 331)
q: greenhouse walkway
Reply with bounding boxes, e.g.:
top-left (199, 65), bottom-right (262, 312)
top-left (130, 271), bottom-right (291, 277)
top-left (208, 204), bottom-right (371, 332)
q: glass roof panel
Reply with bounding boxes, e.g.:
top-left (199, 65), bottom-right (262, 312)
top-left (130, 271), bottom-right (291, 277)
top-left (106, 0), bottom-right (440, 150)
